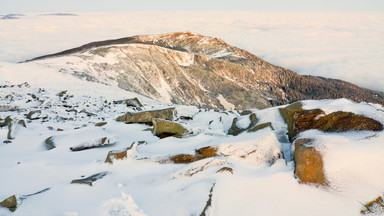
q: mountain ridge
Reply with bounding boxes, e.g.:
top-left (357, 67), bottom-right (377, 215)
top-left (26, 32), bottom-right (384, 109)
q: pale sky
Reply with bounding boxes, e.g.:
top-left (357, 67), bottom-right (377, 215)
top-left (1, 0), bottom-right (384, 13)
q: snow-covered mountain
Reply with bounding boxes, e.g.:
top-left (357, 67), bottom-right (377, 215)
top-left (1, 33), bottom-right (384, 216)
top-left (27, 32), bottom-right (384, 110)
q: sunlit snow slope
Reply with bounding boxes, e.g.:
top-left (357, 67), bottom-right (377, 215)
top-left (1, 59), bottom-right (384, 216)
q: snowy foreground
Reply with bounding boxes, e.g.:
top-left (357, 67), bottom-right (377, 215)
top-left (1, 62), bottom-right (384, 216)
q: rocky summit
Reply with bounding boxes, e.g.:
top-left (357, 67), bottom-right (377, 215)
top-left (28, 32), bottom-right (384, 110)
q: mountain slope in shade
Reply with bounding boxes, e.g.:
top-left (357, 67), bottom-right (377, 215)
top-left (28, 32), bottom-right (384, 110)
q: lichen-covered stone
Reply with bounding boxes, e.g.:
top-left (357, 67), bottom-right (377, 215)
top-left (278, 102), bottom-right (303, 141)
top-left (26, 110), bottom-right (42, 120)
top-left (0, 195), bottom-right (18, 212)
top-left (116, 107), bottom-right (175, 124)
top-left (152, 118), bottom-right (190, 138)
top-left (44, 136), bottom-right (56, 150)
top-left (70, 136), bottom-right (117, 151)
top-left (113, 97), bottom-right (143, 110)
top-left (17, 120), bottom-right (26, 128)
top-left (105, 143), bottom-right (137, 164)
top-left (293, 110), bottom-right (383, 139)
top-left (279, 102), bottom-right (383, 141)
top-left (95, 122), bottom-right (107, 127)
top-left (293, 138), bottom-right (326, 185)
top-left (228, 113), bottom-right (258, 136)
top-left (248, 122), bottom-right (274, 132)
top-left (70, 172), bottom-right (109, 186)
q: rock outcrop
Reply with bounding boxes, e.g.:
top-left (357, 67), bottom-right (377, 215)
top-left (279, 103), bottom-right (383, 141)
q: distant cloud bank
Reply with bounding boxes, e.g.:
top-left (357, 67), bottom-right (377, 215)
top-left (0, 12), bottom-right (383, 92)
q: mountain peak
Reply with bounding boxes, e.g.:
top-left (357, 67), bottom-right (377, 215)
top-left (27, 32), bottom-right (384, 110)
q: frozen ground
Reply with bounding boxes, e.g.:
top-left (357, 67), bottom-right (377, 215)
top-left (1, 62), bottom-right (384, 215)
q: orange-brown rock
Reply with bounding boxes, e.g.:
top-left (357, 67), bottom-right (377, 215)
top-left (169, 154), bottom-right (203, 164)
top-left (361, 196), bottom-right (384, 215)
top-left (293, 110), bottom-right (383, 139)
top-left (293, 138), bottom-right (326, 185)
top-left (216, 167), bottom-right (233, 174)
top-left (105, 147), bottom-right (129, 164)
top-left (280, 102), bottom-right (383, 141)
top-left (196, 146), bottom-right (218, 158)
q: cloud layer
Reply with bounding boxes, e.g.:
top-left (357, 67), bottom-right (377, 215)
top-left (0, 12), bottom-right (383, 92)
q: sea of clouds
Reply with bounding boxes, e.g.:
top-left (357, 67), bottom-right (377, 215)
top-left (0, 12), bottom-right (383, 91)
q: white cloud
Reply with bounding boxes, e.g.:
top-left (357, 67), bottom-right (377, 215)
top-left (0, 11), bottom-right (383, 91)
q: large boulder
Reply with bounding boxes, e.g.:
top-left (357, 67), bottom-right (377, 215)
top-left (116, 107), bottom-right (175, 124)
top-left (152, 118), bottom-right (191, 138)
top-left (293, 138), bottom-right (326, 185)
top-left (293, 110), bottom-right (383, 139)
top-left (279, 102), bottom-right (383, 141)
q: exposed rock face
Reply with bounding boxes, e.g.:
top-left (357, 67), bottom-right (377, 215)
top-left (293, 138), bottom-right (326, 185)
top-left (280, 103), bottom-right (383, 141)
top-left (28, 32), bottom-right (384, 110)
top-left (116, 107), bottom-right (175, 124)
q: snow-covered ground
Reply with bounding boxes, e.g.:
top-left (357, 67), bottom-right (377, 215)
top-left (1, 61), bottom-right (384, 215)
